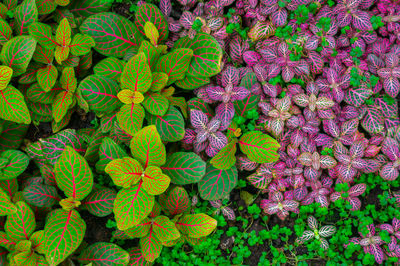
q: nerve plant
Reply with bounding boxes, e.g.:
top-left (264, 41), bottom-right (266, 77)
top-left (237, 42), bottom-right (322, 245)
top-left (296, 216), bottom-right (336, 250)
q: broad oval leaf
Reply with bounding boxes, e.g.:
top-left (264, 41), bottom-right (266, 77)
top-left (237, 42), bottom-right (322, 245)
top-left (130, 125), bottom-right (166, 168)
top-left (153, 216), bottom-right (180, 242)
top-left (5, 201), bottom-right (35, 242)
top-left (78, 242), bottom-right (129, 266)
top-left (239, 131), bottom-right (280, 163)
top-left (70, 0), bottom-right (112, 17)
top-left (94, 57), bottom-right (125, 80)
top-left (78, 74), bottom-right (121, 113)
top-left (361, 107), bottom-right (384, 134)
top-left (113, 183), bottom-right (155, 231)
top-left (44, 209), bottom-right (86, 266)
top-left (121, 52), bottom-right (152, 93)
top-left (105, 157), bottom-right (143, 188)
top-left (142, 166), bottom-right (170, 195)
top-left (0, 65), bottom-right (12, 90)
top-left (127, 247), bottom-right (152, 266)
top-left (142, 92), bottom-right (169, 116)
top-left (175, 75), bottom-right (210, 90)
top-left (154, 48), bottom-right (193, 85)
top-left (0, 36), bottom-right (37, 76)
top-left (0, 19), bottom-right (12, 45)
top-left (198, 164), bottom-right (238, 200)
top-left (161, 152), bottom-right (206, 185)
top-left (96, 137), bottom-right (128, 172)
top-left (80, 12), bottom-right (143, 57)
top-left (146, 106), bottom-right (185, 142)
top-left (0, 86), bottom-right (31, 124)
top-left (139, 230), bottom-right (162, 262)
top-left (83, 188), bottom-right (116, 217)
top-left (176, 214), bottom-right (217, 238)
top-left (161, 186), bottom-right (190, 216)
top-left (54, 146), bottom-right (93, 201)
top-left (0, 187), bottom-right (17, 215)
top-left (210, 139), bottom-right (237, 170)
top-left (117, 103), bottom-right (145, 136)
top-left (174, 33), bottom-right (222, 78)
top-left (23, 183), bottom-right (59, 208)
top-left (14, 0), bottom-right (38, 35)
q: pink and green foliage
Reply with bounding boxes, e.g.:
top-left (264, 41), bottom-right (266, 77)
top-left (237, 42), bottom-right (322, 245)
top-left (209, 200), bottom-right (236, 221)
top-left (330, 183), bottom-right (367, 211)
top-left (198, 164), bottom-right (237, 200)
top-left (377, 53), bottom-right (400, 97)
top-left (297, 216), bottom-right (336, 250)
top-left (380, 137), bottom-right (400, 181)
top-left (261, 191), bottom-right (299, 220)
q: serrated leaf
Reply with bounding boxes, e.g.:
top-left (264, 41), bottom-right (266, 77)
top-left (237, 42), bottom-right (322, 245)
top-left (176, 214), bottom-right (217, 238)
top-left (14, 0), bottom-right (38, 35)
top-left (78, 74), bottom-right (121, 113)
top-left (5, 201), bottom-right (35, 242)
top-left (198, 164), bottom-right (237, 200)
top-left (78, 242), bottom-right (130, 266)
top-left (54, 146), bottom-right (93, 200)
top-left (0, 86), bottom-right (31, 124)
top-left (23, 183), bottom-right (59, 208)
top-left (0, 150), bottom-right (29, 180)
top-left (130, 125), bottom-right (166, 168)
top-left (83, 188), bottom-right (116, 217)
top-left (44, 209), bottom-right (86, 266)
top-left (155, 48), bottom-right (193, 85)
top-left (146, 106), bottom-right (185, 142)
top-left (239, 131), bottom-right (280, 163)
top-left (93, 57), bottom-right (125, 80)
top-left (80, 12), bottom-right (143, 57)
top-left (161, 152), bottom-right (206, 185)
top-left (0, 36), bottom-right (37, 76)
top-left (210, 139), bottom-right (237, 170)
top-left (114, 183), bottom-right (154, 231)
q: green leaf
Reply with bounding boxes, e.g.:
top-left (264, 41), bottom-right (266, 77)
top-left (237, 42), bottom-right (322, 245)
top-left (238, 131), bottom-right (280, 163)
top-left (176, 214), bottom-right (217, 238)
top-left (70, 0), bottom-right (112, 18)
top-left (29, 230), bottom-right (45, 254)
top-left (0, 187), bottom-right (16, 216)
top-left (0, 121), bottom-right (28, 152)
top-left (80, 12), bottom-right (143, 57)
top-left (84, 127), bottom-right (107, 162)
top-left (114, 184), bottom-right (154, 231)
top-left (5, 201), bottom-right (35, 242)
top-left (54, 146), bottom-right (93, 201)
top-left (78, 242), bottom-right (130, 266)
top-left (174, 33), bottom-right (222, 78)
top-left (52, 90), bottom-right (73, 122)
top-left (36, 65), bottom-right (58, 92)
top-left (210, 139), bottom-right (237, 170)
top-left (93, 57), bottom-right (125, 80)
top-left (140, 230), bottom-right (162, 262)
top-left (0, 179), bottom-right (18, 199)
top-left (105, 157), bottom-right (143, 188)
top-left (127, 247), bottom-right (152, 266)
top-left (124, 217), bottom-right (151, 238)
top-left (142, 166), bottom-right (170, 195)
top-left (121, 52), bottom-right (152, 93)
top-left (160, 186), bottom-right (190, 216)
top-left (36, 0), bottom-right (56, 15)
top-left (155, 48), bottom-right (193, 85)
top-left (130, 125), bottom-right (166, 168)
top-left (14, 0), bottom-right (38, 35)
top-left (23, 183), bottom-right (59, 208)
top-left (150, 72), bottom-right (168, 92)
top-left (138, 40), bottom-right (160, 71)
top-left (234, 94), bottom-right (260, 117)
top-left (187, 97), bottom-right (213, 118)
top-left (117, 103), bottom-right (145, 136)
top-left (142, 92), bottom-right (169, 116)
top-left (83, 188), bottom-right (116, 217)
top-left (175, 75), bottom-right (210, 90)
top-left (96, 137), bottom-right (128, 172)
top-left (0, 86), bottom-right (31, 124)
top-left (78, 75), bottom-right (121, 113)
top-left (69, 33), bottom-right (95, 56)
top-left (135, 3), bottom-right (168, 42)
top-left (153, 216), bottom-right (180, 242)
top-left (0, 149), bottom-right (29, 180)
top-left (198, 164), bottom-right (238, 200)
top-left (0, 19), bottom-right (12, 45)
top-left (44, 209), bottom-right (86, 266)
top-left (146, 106), bottom-right (185, 142)
top-left (55, 18), bottom-right (72, 64)
top-left (0, 36), bottom-right (37, 76)
top-left (28, 22), bottom-right (57, 49)
top-left (161, 152), bottom-right (206, 185)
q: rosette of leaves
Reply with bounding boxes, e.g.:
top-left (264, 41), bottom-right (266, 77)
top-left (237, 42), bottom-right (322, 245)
top-left (377, 53), bottom-right (400, 97)
top-left (0, 66), bottom-right (31, 124)
top-left (335, 0), bottom-right (373, 31)
top-left (105, 125), bottom-right (203, 231)
top-left (209, 199), bottom-right (236, 220)
top-left (260, 191), bottom-right (299, 220)
top-left (330, 183), bottom-right (366, 211)
top-left (77, 242), bottom-right (129, 266)
top-left (380, 137), bottom-right (400, 181)
top-left (296, 216), bottom-right (336, 250)
top-left (114, 186), bottom-right (217, 262)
